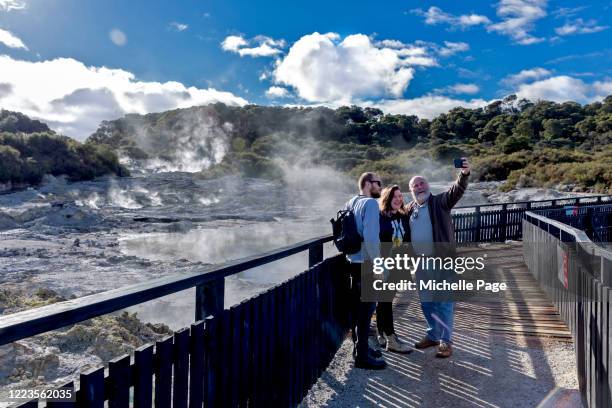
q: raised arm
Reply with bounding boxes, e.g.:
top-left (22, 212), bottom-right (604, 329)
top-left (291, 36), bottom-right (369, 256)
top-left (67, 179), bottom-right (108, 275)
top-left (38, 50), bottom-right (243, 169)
top-left (442, 158), bottom-right (471, 210)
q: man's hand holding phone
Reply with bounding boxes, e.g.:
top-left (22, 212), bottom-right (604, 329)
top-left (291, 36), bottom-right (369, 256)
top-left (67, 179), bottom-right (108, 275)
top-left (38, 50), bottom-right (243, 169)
top-left (454, 157), bottom-right (471, 175)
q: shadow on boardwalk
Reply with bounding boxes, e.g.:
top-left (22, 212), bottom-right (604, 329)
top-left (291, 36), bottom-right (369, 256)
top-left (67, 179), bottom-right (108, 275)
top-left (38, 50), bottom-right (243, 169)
top-left (301, 243), bottom-right (582, 408)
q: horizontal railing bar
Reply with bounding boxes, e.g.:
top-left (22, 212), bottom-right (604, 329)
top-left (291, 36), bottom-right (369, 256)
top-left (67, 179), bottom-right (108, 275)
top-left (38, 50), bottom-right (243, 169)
top-left (453, 194), bottom-right (611, 211)
top-left (524, 211), bottom-right (612, 261)
top-left (0, 235), bottom-right (333, 346)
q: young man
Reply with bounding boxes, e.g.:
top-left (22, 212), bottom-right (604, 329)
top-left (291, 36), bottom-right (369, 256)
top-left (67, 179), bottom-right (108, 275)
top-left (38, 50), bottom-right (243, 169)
top-left (345, 172), bottom-right (386, 369)
top-left (407, 158), bottom-right (471, 358)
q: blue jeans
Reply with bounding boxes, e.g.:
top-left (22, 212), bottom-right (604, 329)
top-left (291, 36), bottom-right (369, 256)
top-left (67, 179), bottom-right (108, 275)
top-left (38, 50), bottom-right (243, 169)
top-left (420, 301), bottom-right (454, 343)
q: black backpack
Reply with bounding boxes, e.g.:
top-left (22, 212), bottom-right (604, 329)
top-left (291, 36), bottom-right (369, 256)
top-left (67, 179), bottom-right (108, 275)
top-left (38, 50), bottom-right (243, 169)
top-left (330, 197), bottom-right (363, 255)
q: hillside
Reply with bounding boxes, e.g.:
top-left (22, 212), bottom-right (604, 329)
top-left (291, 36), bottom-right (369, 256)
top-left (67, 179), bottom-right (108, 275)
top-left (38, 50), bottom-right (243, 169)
top-left (0, 110), bottom-right (129, 189)
top-left (87, 96), bottom-right (612, 193)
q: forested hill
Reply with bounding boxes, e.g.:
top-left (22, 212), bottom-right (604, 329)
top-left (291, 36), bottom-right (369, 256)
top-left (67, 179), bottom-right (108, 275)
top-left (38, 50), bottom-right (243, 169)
top-left (0, 109), bottom-right (128, 189)
top-left (88, 95), bottom-right (612, 193)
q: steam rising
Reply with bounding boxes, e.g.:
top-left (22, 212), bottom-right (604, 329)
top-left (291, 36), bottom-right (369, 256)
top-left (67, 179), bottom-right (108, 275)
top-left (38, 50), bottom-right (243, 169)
top-left (116, 109), bottom-right (233, 173)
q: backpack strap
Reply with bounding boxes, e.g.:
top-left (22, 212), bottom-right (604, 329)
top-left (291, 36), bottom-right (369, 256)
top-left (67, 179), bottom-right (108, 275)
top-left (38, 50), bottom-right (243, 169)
top-left (347, 195), bottom-right (360, 212)
top-left (346, 195), bottom-right (368, 238)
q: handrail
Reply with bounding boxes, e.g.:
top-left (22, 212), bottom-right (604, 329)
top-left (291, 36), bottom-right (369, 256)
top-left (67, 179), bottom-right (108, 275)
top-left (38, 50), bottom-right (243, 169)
top-left (0, 235), bottom-right (333, 346)
top-left (524, 210), bottom-right (612, 261)
top-left (454, 194), bottom-right (611, 211)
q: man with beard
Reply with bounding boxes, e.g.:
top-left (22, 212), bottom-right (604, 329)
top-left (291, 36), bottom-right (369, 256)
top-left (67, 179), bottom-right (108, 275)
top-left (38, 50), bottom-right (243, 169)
top-left (407, 158), bottom-right (471, 358)
top-left (345, 172), bottom-right (386, 369)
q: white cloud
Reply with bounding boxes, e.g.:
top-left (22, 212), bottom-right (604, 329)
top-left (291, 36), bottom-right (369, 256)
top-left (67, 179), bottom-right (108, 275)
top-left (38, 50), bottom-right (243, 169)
top-left (169, 22), bottom-right (189, 32)
top-left (487, 0), bottom-right (547, 45)
top-left (438, 41), bottom-right (469, 57)
top-left (444, 83), bottom-right (480, 94)
top-left (0, 28), bottom-right (27, 49)
top-left (411, 7), bottom-right (491, 28)
top-left (0, 55), bottom-right (248, 139)
top-left (515, 75), bottom-right (590, 103)
top-left (0, 0), bottom-right (25, 11)
top-left (593, 80), bottom-right (612, 99)
top-left (265, 86), bottom-right (290, 99)
top-left (109, 29), bottom-right (127, 46)
top-left (221, 35), bottom-right (247, 52)
top-left (555, 18), bottom-right (609, 35)
top-left (272, 33), bottom-right (458, 103)
top-left (502, 67), bottom-right (552, 85)
top-left (221, 35), bottom-right (284, 57)
top-left (372, 95), bottom-right (489, 119)
top-left (412, 2), bottom-right (547, 45)
top-left (552, 6), bottom-right (588, 19)
top-left (376, 40), bottom-right (440, 66)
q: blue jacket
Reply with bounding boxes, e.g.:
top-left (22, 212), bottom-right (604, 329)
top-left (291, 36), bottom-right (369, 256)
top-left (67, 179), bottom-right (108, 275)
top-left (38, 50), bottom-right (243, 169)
top-left (345, 195), bottom-right (380, 263)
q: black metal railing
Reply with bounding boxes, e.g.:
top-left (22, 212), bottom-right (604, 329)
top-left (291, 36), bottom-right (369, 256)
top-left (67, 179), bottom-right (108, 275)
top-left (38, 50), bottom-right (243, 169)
top-left (523, 209), bottom-right (612, 408)
top-left (453, 194), bottom-right (612, 243)
top-left (527, 204), bottom-right (612, 245)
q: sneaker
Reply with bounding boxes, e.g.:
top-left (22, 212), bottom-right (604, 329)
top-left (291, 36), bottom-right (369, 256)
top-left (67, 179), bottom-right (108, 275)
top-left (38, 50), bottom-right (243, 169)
top-left (354, 354), bottom-right (387, 370)
top-left (414, 336), bottom-right (439, 349)
top-left (377, 334), bottom-right (387, 348)
top-left (436, 342), bottom-right (453, 358)
top-left (385, 334), bottom-right (413, 354)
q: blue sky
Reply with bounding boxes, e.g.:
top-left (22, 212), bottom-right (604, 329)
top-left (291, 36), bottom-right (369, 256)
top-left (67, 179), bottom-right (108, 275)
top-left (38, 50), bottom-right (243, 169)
top-left (0, 0), bottom-right (610, 138)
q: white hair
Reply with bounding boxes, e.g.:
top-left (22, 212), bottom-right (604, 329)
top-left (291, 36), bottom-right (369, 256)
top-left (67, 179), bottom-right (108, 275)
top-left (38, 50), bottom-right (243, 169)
top-left (409, 175), bottom-right (428, 189)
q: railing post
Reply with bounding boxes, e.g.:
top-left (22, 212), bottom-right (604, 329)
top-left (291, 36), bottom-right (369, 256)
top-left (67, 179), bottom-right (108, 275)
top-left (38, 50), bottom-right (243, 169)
top-left (195, 278), bottom-right (225, 321)
top-left (500, 204), bottom-right (507, 242)
top-left (309, 242), bottom-right (324, 267)
top-left (474, 206), bottom-right (481, 242)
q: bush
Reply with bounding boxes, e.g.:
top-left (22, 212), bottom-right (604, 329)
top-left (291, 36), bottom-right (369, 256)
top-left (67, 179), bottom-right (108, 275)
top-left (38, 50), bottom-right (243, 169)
top-left (501, 135), bottom-right (531, 153)
top-left (0, 131), bottom-right (129, 186)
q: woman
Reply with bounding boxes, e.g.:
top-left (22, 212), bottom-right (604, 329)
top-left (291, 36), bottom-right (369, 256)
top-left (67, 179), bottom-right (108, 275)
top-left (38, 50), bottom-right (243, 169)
top-left (376, 185), bottom-right (413, 354)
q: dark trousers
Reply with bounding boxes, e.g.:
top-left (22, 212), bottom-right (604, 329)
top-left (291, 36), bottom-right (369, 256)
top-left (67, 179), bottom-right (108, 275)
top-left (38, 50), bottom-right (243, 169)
top-left (348, 261), bottom-right (376, 359)
top-left (376, 301), bottom-right (395, 336)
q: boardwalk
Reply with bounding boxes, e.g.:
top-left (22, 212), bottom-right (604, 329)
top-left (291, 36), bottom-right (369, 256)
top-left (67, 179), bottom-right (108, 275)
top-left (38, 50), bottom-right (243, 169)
top-left (301, 243), bottom-right (581, 408)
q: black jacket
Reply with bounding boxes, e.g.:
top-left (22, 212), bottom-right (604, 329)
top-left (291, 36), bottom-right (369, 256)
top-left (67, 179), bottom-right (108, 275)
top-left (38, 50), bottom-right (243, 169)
top-left (405, 172), bottom-right (469, 254)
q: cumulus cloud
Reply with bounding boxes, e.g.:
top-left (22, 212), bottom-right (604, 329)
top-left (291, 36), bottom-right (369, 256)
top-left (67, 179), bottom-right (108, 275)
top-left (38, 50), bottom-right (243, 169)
top-left (0, 0), bottom-right (25, 11)
top-left (515, 75), bottom-right (595, 103)
top-left (0, 55), bottom-right (248, 139)
top-left (169, 22), bottom-right (189, 32)
top-left (487, 0), bottom-right (547, 45)
top-left (0, 28), bottom-right (27, 49)
top-left (372, 95), bottom-right (489, 119)
top-left (273, 33), bottom-right (454, 103)
top-left (109, 29), bottom-right (127, 46)
top-left (221, 35), bottom-right (285, 57)
top-left (411, 7), bottom-right (491, 28)
top-left (502, 67), bottom-right (552, 85)
top-left (265, 86), bottom-right (290, 99)
top-left (555, 18), bottom-right (609, 35)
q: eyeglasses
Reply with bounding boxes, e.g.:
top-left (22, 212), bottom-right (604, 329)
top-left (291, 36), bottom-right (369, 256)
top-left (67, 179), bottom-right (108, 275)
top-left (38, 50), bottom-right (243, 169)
top-left (370, 180), bottom-right (382, 187)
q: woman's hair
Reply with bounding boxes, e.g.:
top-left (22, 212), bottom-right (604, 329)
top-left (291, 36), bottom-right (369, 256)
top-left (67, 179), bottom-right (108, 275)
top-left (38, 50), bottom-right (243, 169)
top-left (379, 185), bottom-right (405, 216)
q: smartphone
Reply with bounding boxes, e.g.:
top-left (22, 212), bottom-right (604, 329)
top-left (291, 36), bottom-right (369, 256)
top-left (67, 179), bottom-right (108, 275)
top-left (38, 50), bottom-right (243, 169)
top-left (453, 158), bottom-right (465, 168)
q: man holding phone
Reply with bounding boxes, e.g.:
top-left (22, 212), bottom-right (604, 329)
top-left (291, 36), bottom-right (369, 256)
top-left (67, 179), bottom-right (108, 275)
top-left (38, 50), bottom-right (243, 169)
top-left (406, 157), bottom-right (470, 358)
